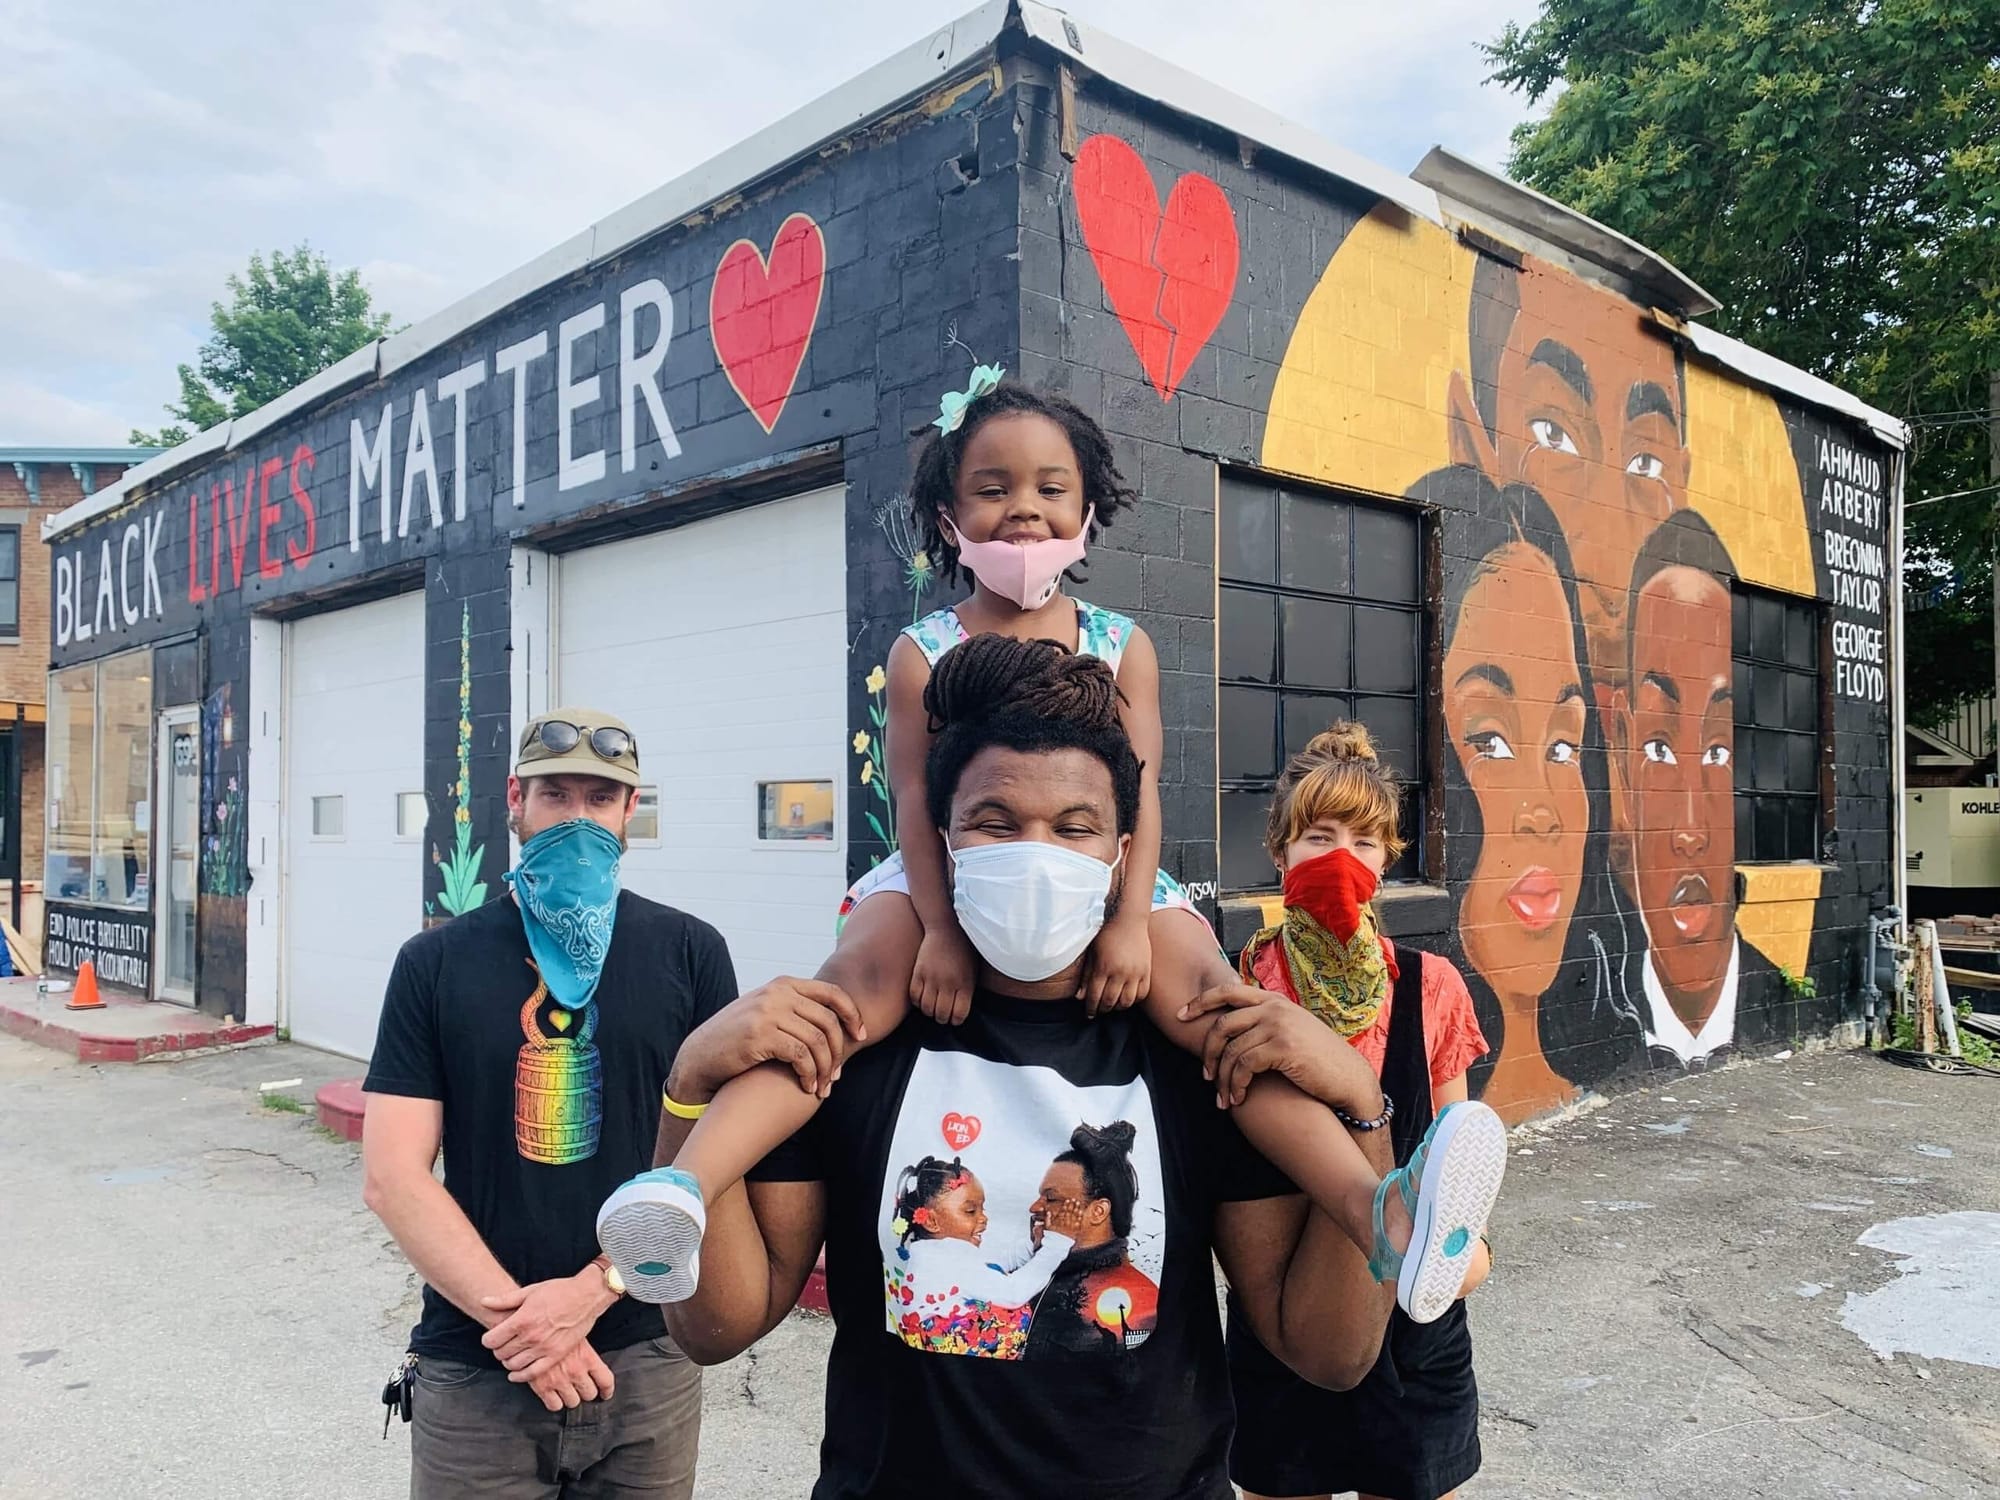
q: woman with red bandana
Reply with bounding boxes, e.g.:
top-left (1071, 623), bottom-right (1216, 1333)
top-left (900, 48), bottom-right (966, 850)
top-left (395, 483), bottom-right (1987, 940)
top-left (1228, 722), bottom-right (1494, 1500)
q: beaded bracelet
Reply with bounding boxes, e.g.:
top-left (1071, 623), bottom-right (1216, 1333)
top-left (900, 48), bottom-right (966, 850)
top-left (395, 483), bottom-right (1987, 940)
top-left (1335, 1092), bottom-right (1395, 1132)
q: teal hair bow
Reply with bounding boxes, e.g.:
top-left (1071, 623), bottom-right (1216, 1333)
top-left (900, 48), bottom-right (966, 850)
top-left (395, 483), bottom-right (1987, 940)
top-left (933, 364), bottom-right (1006, 434)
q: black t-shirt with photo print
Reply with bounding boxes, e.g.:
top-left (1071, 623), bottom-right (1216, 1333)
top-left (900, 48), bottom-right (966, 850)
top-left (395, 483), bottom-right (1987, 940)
top-left (751, 989), bottom-right (1294, 1500)
top-left (364, 891), bottom-right (737, 1366)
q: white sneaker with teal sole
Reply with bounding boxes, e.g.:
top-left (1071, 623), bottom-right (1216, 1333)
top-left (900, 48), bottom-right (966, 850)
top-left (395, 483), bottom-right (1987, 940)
top-left (1368, 1099), bottom-right (1508, 1325)
top-left (596, 1166), bottom-right (706, 1305)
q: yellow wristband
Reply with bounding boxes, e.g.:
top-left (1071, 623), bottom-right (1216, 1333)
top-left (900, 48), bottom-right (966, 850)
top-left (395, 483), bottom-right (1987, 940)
top-left (662, 1091), bottom-right (709, 1120)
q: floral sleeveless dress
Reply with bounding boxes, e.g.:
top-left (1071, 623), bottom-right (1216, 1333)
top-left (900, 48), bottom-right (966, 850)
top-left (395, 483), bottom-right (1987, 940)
top-left (840, 598), bottom-right (1203, 930)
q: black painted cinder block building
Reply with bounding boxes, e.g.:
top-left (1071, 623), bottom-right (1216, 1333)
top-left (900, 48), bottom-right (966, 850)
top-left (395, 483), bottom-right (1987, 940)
top-left (43, 1), bottom-right (1906, 1118)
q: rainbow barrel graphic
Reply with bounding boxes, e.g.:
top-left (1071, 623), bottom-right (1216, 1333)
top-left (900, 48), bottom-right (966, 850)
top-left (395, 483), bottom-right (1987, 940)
top-left (514, 982), bottom-right (603, 1165)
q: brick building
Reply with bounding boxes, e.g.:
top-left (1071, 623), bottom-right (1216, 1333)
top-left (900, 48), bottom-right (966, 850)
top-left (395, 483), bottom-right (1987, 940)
top-left (0, 447), bottom-right (158, 949)
top-left (39, 3), bottom-right (1905, 1120)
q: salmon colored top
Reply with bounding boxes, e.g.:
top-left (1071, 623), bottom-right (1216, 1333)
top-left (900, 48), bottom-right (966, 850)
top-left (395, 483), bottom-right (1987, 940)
top-left (1248, 937), bottom-right (1490, 1097)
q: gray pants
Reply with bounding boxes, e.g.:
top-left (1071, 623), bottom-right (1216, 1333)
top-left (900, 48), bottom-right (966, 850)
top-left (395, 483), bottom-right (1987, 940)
top-left (409, 1337), bottom-right (701, 1499)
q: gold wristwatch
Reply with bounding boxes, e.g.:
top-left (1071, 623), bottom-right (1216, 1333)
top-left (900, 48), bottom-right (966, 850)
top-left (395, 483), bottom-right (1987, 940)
top-left (596, 1256), bottom-right (627, 1298)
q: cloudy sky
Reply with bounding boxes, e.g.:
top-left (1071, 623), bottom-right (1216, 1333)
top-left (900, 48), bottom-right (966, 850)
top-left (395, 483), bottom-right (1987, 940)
top-left (2, 0), bottom-right (1543, 447)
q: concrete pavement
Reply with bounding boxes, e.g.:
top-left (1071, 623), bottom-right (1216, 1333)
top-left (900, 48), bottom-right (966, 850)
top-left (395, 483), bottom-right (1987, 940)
top-left (3, 1033), bottom-right (1996, 1498)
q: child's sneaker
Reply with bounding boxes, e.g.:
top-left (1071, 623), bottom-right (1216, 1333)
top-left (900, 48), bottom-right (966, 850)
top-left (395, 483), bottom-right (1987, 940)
top-left (1365, 1100), bottom-right (1507, 1325)
top-left (596, 1166), bottom-right (706, 1304)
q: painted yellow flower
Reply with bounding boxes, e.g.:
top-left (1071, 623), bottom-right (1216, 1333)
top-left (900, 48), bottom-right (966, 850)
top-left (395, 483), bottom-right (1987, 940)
top-left (866, 665), bottom-right (888, 695)
top-left (455, 806), bottom-right (470, 825)
top-left (860, 761), bottom-right (875, 786)
top-left (853, 731), bottom-right (871, 755)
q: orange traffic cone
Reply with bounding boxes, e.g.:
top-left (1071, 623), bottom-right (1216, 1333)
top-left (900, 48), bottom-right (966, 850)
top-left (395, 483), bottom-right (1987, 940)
top-left (65, 959), bottom-right (104, 1012)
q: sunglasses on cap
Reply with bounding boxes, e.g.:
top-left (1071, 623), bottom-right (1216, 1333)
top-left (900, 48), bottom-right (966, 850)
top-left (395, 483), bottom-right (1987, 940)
top-left (531, 720), bottom-right (637, 761)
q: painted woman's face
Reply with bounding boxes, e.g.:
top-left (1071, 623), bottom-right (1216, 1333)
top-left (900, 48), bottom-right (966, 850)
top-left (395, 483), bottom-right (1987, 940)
top-left (925, 1174), bottom-right (989, 1247)
top-left (1444, 543), bottom-right (1591, 1001)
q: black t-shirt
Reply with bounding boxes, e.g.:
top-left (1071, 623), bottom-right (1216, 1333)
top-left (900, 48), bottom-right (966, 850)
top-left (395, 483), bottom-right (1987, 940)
top-left (364, 891), bottom-right (736, 1365)
top-left (751, 990), bottom-right (1293, 1500)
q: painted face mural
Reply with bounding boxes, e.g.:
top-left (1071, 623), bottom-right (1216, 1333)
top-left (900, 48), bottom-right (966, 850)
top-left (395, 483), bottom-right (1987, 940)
top-left (1445, 543), bottom-right (1590, 1001)
top-left (1449, 261), bottom-right (1688, 705)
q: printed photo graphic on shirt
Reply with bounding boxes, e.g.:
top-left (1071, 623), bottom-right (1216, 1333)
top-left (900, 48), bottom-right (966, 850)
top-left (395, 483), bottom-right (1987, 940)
top-left (879, 1048), bottom-right (1164, 1360)
top-left (513, 973), bottom-right (603, 1165)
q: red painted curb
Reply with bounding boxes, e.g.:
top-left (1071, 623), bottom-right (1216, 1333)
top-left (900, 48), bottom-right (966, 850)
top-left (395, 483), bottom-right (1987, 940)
top-left (0, 998), bottom-right (273, 1063)
top-left (798, 1253), bottom-right (829, 1314)
top-left (316, 1078), bottom-right (366, 1142)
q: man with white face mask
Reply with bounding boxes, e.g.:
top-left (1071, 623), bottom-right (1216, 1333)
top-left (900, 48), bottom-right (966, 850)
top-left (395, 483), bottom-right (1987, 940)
top-left (638, 639), bottom-right (1411, 1500)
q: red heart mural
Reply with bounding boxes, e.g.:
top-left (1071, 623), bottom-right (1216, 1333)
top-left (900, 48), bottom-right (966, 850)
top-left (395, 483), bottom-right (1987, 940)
top-left (941, 1112), bottom-right (981, 1151)
top-left (710, 212), bottom-right (826, 434)
top-left (1073, 134), bottom-right (1239, 401)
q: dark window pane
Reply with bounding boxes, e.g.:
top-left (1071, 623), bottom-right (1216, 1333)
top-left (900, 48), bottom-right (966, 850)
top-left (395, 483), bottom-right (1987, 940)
top-left (1220, 685), bottom-right (1278, 782)
top-left (1281, 596), bottom-right (1350, 689)
top-left (1354, 695), bottom-right (1419, 779)
top-left (1278, 491), bottom-right (1349, 593)
top-left (1751, 592), bottom-right (1785, 661)
top-left (1786, 602), bottom-right (1817, 669)
top-left (1753, 664), bottom-right (1783, 726)
top-left (1755, 796), bottom-right (1786, 864)
top-left (1786, 797), bottom-right (1819, 862)
top-left (1753, 729), bottom-right (1789, 793)
top-left (0, 585), bottom-right (16, 634)
top-left (1220, 483), bottom-right (1276, 584)
top-left (1352, 506), bottom-right (1418, 602)
top-left (1353, 607), bottom-right (1418, 693)
top-left (1785, 732), bottom-right (1817, 794)
top-left (1732, 659), bottom-right (1753, 729)
top-left (0, 531), bottom-right (18, 578)
top-left (1283, 692), bottom-right (1348, 761)
top-left (1783, 669), bottom-right (1816, 733)
top-left (1736, 793), bottom-right (1756, 862)
top-left (1221, 791), bottom-right (1274, 891)
top-left (1388, 784), bottom-right (1422, 882)
top-left (1731, 592), bottom-right (1750, 658)
top-left (1220, 587), bottom-right (1277, 682)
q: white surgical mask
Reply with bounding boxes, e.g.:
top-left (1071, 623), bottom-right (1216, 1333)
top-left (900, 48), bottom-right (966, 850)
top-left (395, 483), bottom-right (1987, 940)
top-left (946, 838), bottom-right (1119, 982)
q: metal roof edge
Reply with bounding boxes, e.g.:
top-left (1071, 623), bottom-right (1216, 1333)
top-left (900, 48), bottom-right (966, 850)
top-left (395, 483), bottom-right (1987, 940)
top-left (1412, 146), bottom-right (1720, 317)
top-left (1017, 0), bottom-right (1442, 226)
top-left (43, 421), bottom-right (234, 542)
top-left (226, 341), bottom-right (383, 449)
top-left (1678, 321), bottom-right (1910, 451)
top-left (0, 446), bottom-right (164, 463)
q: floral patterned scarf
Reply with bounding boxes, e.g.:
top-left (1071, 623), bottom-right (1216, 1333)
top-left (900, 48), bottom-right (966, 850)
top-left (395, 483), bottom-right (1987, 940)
top-left (1238, 847), bottom-right (1398, 1036)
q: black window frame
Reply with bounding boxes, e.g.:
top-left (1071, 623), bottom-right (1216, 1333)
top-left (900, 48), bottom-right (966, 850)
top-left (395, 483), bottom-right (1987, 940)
top-left (1216, 473), bottom-right (1428, 894)
top-left (0, 524), bottom-right (17, 638)
top-left (1731, 583), bottom-right (1826, 865)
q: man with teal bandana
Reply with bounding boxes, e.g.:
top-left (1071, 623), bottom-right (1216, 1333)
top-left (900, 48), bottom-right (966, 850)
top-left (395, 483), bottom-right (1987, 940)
top-left (362, 707), bottom-right (736, 1499)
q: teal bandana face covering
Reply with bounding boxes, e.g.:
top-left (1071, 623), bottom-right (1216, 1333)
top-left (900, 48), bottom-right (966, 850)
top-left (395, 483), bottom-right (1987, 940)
top-left (506, 819), bottom-right (622, 1008)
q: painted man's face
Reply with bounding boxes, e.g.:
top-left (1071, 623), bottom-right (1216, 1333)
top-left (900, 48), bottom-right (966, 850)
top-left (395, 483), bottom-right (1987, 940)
top-left (1454, 267), bottom-right (1688, 703)
top-left (1622, 566), bottom-right (1736, 1017)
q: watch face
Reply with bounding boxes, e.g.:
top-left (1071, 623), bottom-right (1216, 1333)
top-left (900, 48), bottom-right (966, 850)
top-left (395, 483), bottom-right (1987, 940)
top-left (605, 1265), bottom-right (626, 1296)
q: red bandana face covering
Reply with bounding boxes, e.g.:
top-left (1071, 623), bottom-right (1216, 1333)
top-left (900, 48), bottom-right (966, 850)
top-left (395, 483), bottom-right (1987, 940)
top-left (1239, 847), bottom-right (1398, 1035)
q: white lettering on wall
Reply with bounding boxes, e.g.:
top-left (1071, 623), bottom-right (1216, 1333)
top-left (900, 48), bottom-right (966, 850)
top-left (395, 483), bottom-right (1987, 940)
top-left (558, 304), bottom-right (608, 491)
top-left (93, 538), bottom-right (116, 637)
top-left (495, 332), bottom-right (549, 510)
top-left (350, 403), bottom-right (394, 552)
top-left (1819, 435), bottom-right (1889, 704)
top-left (55, 552), bottom-right (71, 646)
top-left (118, 524), bottom-right (139, 625)
top-left (399, 387), bottom-right (442, 537)
top-left (620, 279), bottom-right (682, 471)
top-left (435, 357), bottom-right (487, 523)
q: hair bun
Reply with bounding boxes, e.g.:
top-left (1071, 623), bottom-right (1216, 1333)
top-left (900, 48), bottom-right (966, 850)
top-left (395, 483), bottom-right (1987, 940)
top-left (1303, 720), bottom-right (1379, 765)
top-left (924, 634), bottom-right (1121, 733)
top-left (1070, 1120), bottom-right (1137, 1157)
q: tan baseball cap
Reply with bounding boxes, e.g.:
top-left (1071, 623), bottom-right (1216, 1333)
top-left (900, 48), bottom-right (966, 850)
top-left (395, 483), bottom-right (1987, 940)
top-left (514, 707), bottom-right (641, 788)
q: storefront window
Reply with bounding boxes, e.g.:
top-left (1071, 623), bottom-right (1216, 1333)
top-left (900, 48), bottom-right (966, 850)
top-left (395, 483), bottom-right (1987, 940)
top-left (44, 649), bottom-right (155, 908)
top-left (45, 664), bottom-right (95, 901)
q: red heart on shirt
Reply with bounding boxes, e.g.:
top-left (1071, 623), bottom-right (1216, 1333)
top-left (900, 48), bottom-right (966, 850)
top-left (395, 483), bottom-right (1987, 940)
top-left (941, 1112), bottom-right (981, 1151)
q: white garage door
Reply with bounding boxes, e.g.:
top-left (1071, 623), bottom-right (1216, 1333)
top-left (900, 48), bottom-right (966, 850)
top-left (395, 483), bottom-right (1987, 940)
top-left (557, 486), bottom-right (847, 990)
top-left (284, 590), bottom-right (426, 1059)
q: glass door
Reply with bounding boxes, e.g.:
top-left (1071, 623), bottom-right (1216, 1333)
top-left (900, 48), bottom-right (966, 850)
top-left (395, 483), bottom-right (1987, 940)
top-left (153, 707), bottom-right (199, 1004)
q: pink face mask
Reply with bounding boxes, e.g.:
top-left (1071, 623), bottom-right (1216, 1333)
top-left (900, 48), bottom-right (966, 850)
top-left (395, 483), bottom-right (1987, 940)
top-left (945, 507), bottom-right (1094, 610)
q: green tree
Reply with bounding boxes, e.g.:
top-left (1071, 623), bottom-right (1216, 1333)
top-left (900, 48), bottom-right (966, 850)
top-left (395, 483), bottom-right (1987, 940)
top-left (1487, 0), bottom-right (2000, 728)
top-left (132, 245), bottom-right (394, 447)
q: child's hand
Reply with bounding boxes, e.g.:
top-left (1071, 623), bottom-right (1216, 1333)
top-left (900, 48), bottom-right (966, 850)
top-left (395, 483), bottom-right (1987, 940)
top-left (911, 924), bottom-right (979, 1026)
top-left (1039, 1196), bottom-right (1089, 1243)
top-left (1078, 920), bottom-right (1151, 1016)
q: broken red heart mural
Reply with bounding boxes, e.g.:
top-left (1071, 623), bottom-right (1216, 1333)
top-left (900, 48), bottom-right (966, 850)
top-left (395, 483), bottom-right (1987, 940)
top-left (941, 1112), bottom-right (981, 1151)
top-left (709, 212), bottom-right (826, 434)
top-left (1072, 134), bottom-right (1240, 401)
